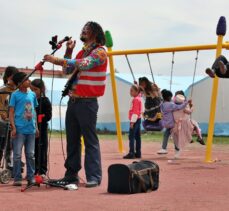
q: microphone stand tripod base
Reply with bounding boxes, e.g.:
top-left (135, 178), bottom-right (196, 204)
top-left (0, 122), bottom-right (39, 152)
top-left (20, 175), bottom-right (67, 192)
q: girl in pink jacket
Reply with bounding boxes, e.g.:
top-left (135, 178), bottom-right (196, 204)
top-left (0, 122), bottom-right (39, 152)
top-left (123, 85), bottom-right (142, 159)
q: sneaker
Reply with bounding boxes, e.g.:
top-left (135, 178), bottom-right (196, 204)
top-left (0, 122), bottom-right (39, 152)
top-left (49, 176), bottom-right (79, 186)
top-left (157, 149), bottom-right (168, 154)
top-left (13, 180), bottom-right (22, 186)
top-left (123, 153), bottom-right (135, 159)
top-left (205, 68), bottom-right (215, 78)
top-left (64, 184), bottom-right (78, 190)
top-left (85, 181), bottom-right (99, 188)
top-left (197, 137), bottom-right (205, 145)
top-left (218, 60), bottom-right (227, 74)
top-left (174, 150), bottom-right (180, 159)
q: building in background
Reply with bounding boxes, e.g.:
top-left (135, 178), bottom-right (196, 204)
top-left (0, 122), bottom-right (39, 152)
top-left (186, 77), bottom-right (229, 136)
top-left (2, 71), bottom-right (216, 134)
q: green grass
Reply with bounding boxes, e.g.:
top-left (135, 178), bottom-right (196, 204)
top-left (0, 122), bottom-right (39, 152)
top-left (211, 136), bottom-right (229, 144)
top-left (49, 130), bottom-right (229, 144)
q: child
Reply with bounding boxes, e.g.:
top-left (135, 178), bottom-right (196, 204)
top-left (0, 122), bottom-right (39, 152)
top-left (157, 89), bottom-right (190, 158)
top-left (123, 85), bottom-right (142, 159)
top-left (30, 79), bottom-right (52, 178)
top-left (9, 72), bottom-right (38, 186)
top-left (138, 77), bottom-right (161, 97)
top-left (0, 66), bottom-right (19, 169)
top-left (205, 55), bottom-right (229, 78)
top-left (171, 94), bottom-right (194, 151)
top-left (138, 77), bottom-right (162, 131)
top-left (174, 90), bottom-right (204, 145)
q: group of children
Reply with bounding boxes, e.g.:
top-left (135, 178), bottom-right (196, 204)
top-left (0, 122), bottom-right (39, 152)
top-left (1, 55), bottom-right (226, 184)
top-left (124, 76), bottom-right (205, 160)
top-left (125, 51), bottom-right (229, 159)
top-left (0, 67), bottom-right (51, 186)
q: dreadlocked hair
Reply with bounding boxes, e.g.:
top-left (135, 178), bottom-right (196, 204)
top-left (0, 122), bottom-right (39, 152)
top-left (86, 21), bottom-right (106, 46)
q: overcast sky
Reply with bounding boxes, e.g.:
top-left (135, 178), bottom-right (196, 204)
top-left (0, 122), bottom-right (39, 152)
top-left (1, 0), bottom-right (229, 76)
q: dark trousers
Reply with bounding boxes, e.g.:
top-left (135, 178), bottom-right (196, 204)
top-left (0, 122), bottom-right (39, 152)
top-left (212, 55), bottom-right (229, 78)
top-left (0, 131), bottom-right (12, 168)
top-left (35, 125), bottom-right (48, 175)
top-left (129, 118), bottom-right (141, 156)
top-left (64, 98), bottom-right (102, 183)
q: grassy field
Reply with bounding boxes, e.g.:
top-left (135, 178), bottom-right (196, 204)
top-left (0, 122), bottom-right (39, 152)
top-left (49, 130), bottom-right (229, 144)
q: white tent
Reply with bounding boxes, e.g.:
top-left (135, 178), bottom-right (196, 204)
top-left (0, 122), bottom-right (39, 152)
top-left (0, 73), bottom-right (206, 133)
top-left (186, 77), bottom-right (229, 135)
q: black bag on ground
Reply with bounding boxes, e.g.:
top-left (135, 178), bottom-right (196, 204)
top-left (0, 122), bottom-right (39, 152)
top-left (108, 160), bottom-right (159, 194)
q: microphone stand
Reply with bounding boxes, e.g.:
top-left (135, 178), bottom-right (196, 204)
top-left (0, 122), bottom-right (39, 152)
top-left (21, 39), bottom-right (68, 192)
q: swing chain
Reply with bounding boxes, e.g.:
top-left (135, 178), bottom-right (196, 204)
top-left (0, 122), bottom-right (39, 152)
top-left (146, 53), bottom-right (155, 83)
top-left (125, 55), bottom-right (136, 82)
top-left (190, 50), bottom-right (199, 97)
top-left (169, 52), bottom-right (175, 91)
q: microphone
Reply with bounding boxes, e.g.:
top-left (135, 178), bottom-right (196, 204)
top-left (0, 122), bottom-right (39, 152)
top-left (58, 36), bottom-right (72, 45)
top-left (49, 35), bottom-right (58, 50)
top-left (49, 36), bottom-right (72, 50)
top-left (56, 36), bottom-right (72, 49)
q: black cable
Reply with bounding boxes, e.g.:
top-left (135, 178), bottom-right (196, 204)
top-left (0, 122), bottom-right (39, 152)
top-left (59, 96), bottom-right (66, 161)
top-left (46, 64), bottom-right (55, 179)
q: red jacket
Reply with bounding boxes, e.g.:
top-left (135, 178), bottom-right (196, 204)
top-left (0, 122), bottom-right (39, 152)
top-left (129, 95), bottom-right (142, 122)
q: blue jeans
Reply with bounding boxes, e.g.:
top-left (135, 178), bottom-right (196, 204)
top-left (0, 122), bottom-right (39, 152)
top-left (13, 134), bottom-right (35, 181)
top-left (129, 119), bottom-right (141, 155)
top-left (162, 128), bottom-right (179, 151)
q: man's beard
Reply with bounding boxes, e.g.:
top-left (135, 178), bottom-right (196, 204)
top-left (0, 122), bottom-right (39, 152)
top-left (80, 36), bottom-right (87, 42)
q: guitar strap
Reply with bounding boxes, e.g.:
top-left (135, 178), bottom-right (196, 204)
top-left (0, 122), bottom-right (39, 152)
top-left (61, 44), bottom-right (99, 97)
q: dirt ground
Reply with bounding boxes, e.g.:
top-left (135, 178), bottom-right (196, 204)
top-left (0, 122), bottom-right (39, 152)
top-left (0, 138), bottom-right (229, 211)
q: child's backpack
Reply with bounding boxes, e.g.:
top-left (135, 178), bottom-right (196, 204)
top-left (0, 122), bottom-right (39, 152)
top-left (108, 160), bottom-right (159, 194)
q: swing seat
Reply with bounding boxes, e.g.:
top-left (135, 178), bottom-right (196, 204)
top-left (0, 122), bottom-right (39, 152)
top-left (142, 120), bottom-right (163, 131)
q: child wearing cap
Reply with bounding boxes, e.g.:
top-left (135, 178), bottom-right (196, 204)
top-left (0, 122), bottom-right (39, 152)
top-left (174, 90), bottom-right (205, 145)
top-left (9, 72), bottom-right (38, 186)
top-left (171, 94), bottom-right (194, 151)
top-left (157, 89), bottom-right (190, 158)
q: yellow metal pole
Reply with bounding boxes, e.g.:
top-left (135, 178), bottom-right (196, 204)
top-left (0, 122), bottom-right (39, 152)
top-left (107, 43), bottom-right (229, 56)
top-left (205, 16), bottom-right (226, 162)
top-left (81, 136), bottom-right (85, 155)
top-left (205, 37), bottom-right (223, 162)
top-left (107, 47), bottom-right (124, 153)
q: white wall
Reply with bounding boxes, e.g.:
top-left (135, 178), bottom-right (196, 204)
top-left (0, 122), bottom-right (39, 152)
top-left (187, 77), bottom-right (229, 123)
top-left (97, 76), bottom-right (132, 123)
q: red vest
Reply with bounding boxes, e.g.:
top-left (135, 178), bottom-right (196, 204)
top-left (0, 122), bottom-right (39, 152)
top-left (73, 47), bottom-right (107, 97)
